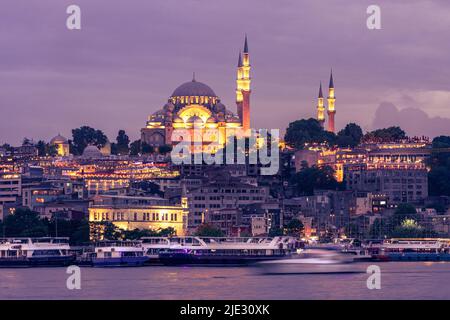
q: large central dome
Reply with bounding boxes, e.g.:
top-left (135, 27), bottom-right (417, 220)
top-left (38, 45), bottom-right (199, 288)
top-left (171, 79), bottom-right (217, 98)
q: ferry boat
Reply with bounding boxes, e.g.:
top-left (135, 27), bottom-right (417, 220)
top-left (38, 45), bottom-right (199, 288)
top-left (0, 237), bottom-right (75, 267)
top-left (92, 241), bottom-right (148, 267)
top-left (368, 239), bottom-right (450, 261)
top-left (157, 236), bottom-right (300, 266)
top-left (257, 248), bottom-right (363, 274)
top-left (141, 237), bottom-right (172, 264)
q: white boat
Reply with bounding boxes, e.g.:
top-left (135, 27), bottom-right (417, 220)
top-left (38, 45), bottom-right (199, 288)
top-left (92, 241), bottom-right (148, 267)
top-left (257, 248), bottom-right (365, 274)
top-left (368, 239), bottom-right (450, 261)
top-left (0, 237), bottom-right (75, 267)
top-left (141, 237), bottom-right (173, 263)
top-left (142, 236), bottom-right (301, 266)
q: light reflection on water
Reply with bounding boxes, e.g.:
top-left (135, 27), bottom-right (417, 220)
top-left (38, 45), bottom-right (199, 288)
top-left (0, 262), bottom-right (450, 299)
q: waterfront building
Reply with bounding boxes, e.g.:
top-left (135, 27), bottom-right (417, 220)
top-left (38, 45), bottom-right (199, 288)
top-left (0, 172), bottom-right (21, 220)
top-left (88, 195), bottom-right (188, 235)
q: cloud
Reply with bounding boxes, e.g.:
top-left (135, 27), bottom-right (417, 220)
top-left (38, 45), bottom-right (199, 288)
top-left (372, 101), bottom-right (450, 138)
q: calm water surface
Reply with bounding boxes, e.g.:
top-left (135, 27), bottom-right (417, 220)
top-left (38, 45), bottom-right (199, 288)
top-left (1, 262), bottom-right (450, 299)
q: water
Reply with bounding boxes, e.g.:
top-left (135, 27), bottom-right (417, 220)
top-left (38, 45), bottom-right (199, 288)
top-left (1, 262), bottom-right (450, 299)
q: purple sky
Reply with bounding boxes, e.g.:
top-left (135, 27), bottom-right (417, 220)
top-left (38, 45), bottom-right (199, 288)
top-left (1, 0), bottom-right (450, 145)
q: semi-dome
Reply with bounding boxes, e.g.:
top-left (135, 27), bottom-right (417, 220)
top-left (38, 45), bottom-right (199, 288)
top-left (187, 115), bottom-right (203, 123)
top-left (171, 79), bottom-right (217, 98)
top-left (50, 134), bottom-right (68, 145)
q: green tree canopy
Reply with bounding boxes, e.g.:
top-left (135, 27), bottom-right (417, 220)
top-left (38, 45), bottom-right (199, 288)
top-left (285, 218), bottom-right (304, 236)
top-left (71, 126), bottom-right (108, 155)
top-left (3, 208), bottom-right (48, 237)
top-left (290, 165), bottom-right (341, 195)
top-left (116, 130), bottom-right (130, 155)
top-left (284, 118), bottom-right (336, 149)
top-left (432, 136), bottom-right (450, 149)
top-left (194, 223), bottom-right (225, 237)
top-left (363, 126), bottom-right (406, 142)
top-left (36, 140), bottom-right (58, 157)
top-left (336, 123), bottom-right (363, 148)
top-left (158, 144), bottom-right (172, 154)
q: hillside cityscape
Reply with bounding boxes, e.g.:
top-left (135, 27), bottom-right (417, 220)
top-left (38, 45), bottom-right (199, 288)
top-left (1, 38), bottom-right (449, 244)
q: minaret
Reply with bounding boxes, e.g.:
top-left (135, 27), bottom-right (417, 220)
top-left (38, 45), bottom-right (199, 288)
top-left (327, 70), bottom-right (336, 133)
top-left (317, 82), bottom-right (325, 128)
top-left (236, 35), bottom-right (251, 131)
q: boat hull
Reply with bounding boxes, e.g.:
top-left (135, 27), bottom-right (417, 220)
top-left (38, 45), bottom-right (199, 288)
top-left (386, 253), bottom-right (450, 262)
top-left (92, 256), bottom-right (149, 267)
top-left (0, 255), bottom-right (76, 268)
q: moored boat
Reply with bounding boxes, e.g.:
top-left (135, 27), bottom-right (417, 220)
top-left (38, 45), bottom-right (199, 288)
top-left (157, 236), bottom-right (300, 266)
top-left (92, 241), bottom-right (148, 267)
top-left (0, 237), bottom-right (75, 267)
top-left (368, 239), bottom-right (450, 262)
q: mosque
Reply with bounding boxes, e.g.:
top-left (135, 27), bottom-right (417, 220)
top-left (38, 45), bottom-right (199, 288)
top-left (141, 36), bottom-right (252, 148)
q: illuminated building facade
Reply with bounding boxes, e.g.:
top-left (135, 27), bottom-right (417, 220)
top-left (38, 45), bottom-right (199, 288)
top-left (141, 37), bottom-right (251, 148)
top-left (89, 195), bottom-right (188, 235)
top-left (0, 173), bottom-right (21, 219)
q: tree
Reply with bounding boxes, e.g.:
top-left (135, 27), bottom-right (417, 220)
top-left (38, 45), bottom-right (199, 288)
top-left (285, 219), bottom-right (304, 236)
top-left (336, 123), bottom-right (363, 148)
top-left (130, 140), bottom-right (142, 156)
top-left (428, 137), bottom-right (450, 197)
top-left (391, 219), bottom-right (438, 238)
top-left (391, 203), bottom-right (419, 228)
top-left (364, 126), bottom-right (406, 142)
top-left (3, 208), bottom-right (48, 237)
top-left (268, 227), bottom-right (284, 237)
top-left (116, 130), bottom-right (130, 155)
top-left (158, 144), bottom-right (172, 154)
top-left (36, 140), bottom-right (58, 157)
top-left (71, 126), bottom-right (108, 155)
top-left (290, 165), bottom-right (341, 195)
top-left (142, 142), bottom-right (155, 154)
top-left (368, 218), bottom-right (388, 239)
top-left (194, 223), bottom-right (225, 237)
top-left (158, 227), bottom-right (176, 237)
top-left (432, 136), bottom-right (450, 149)
top-left (284, 118), bottom-right (336, 149)
top-left (89, 221), bottom-right (122, 241)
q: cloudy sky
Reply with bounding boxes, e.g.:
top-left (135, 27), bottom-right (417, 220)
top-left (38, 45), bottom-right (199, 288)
top-left (1, 0), bottom-right (450, 145)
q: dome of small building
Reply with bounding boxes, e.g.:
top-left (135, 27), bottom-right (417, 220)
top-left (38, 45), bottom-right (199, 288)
top-left (82, 145), bottom-right (103, 158)
top-left (50, 134), bottom-right (68, 145)
top-left (171, 79), bottom-right (217, 98)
